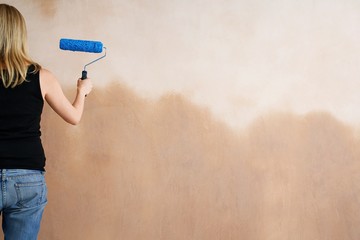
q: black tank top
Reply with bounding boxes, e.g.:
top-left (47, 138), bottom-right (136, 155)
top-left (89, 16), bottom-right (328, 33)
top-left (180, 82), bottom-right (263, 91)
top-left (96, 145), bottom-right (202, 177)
top-left (0, 65), bottom-right (46, 171)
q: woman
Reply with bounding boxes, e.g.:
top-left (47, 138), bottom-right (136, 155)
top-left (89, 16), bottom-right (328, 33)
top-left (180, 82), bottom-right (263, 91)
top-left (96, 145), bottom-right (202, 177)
top-left (0, 4), bottom-right (93, 239)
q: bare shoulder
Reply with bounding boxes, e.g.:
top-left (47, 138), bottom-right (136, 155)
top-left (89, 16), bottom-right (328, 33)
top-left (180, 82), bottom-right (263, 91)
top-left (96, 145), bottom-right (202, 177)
top-left (40, 68), bottom-right (56, 82)
top-left (39, 68), bottom-right (60, 88)
top-left (39, 68), bottom-right (59, 99)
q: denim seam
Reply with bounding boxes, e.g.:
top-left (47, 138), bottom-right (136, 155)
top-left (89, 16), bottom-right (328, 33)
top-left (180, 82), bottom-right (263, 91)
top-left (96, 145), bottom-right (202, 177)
top-left (1, 178), bottom-right (5, 208)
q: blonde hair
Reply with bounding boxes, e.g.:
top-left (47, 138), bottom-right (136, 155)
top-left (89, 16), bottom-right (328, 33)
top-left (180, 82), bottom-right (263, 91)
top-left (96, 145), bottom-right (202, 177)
top-left (0, 4), bottom-right (40, 88)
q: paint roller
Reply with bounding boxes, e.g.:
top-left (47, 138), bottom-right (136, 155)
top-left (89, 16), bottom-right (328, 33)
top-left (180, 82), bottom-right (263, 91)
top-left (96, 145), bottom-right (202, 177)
top-left (59, 38), bottom-right (107, 80)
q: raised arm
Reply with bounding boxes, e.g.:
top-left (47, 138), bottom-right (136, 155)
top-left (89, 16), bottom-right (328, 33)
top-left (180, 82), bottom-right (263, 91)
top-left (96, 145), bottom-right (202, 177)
top-left (39, 68), bottom-right (93, 125)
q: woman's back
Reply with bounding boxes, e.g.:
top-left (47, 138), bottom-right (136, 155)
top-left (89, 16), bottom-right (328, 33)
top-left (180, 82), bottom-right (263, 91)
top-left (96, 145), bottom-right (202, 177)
top-left (0, 64), bottom-right (46, 170)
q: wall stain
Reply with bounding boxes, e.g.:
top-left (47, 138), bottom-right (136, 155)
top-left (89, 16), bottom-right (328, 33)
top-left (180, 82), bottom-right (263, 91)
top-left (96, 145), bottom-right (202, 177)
top-left (34, 0), bottom-right (57, 18)
top-left (35, 82), bottom-right (360, 239)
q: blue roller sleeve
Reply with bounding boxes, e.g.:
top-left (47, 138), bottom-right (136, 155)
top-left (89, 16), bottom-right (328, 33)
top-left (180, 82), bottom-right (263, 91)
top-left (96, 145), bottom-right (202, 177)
top-left (59, 38), bottom-right (103, 53)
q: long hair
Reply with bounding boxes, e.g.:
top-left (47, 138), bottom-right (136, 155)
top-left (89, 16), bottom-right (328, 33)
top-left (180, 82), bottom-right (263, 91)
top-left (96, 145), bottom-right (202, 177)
top-left (0, 4), bottom-right (40, 88)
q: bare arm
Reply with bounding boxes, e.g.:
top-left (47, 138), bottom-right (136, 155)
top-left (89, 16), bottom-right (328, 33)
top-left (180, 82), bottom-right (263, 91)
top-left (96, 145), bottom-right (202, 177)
top-left (40, 69), bottom-right (93, 125)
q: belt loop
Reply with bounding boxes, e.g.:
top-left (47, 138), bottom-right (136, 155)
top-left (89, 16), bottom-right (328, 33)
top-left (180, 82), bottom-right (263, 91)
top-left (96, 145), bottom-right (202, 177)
top-left (1, 169), bottom-right (5, 181)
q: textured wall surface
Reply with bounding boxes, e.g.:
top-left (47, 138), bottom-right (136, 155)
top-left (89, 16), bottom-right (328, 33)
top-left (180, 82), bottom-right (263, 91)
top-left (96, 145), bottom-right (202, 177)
top-left (2, 0), bottom-right (360, 239)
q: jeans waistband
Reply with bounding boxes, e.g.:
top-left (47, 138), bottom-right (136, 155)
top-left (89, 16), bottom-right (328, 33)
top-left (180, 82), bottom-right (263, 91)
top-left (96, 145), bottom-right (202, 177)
top-left (0, 169), bottom-right (44, 178)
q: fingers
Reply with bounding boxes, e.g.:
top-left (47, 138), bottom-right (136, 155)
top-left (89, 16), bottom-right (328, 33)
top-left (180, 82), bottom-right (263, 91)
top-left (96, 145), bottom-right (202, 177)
top-left (77, 78), bottom-right (93, 96)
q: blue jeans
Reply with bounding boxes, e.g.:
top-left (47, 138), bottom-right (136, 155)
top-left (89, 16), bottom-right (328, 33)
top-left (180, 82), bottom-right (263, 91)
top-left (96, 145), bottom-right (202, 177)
top-left (0, 169), bottom-right (47, 240)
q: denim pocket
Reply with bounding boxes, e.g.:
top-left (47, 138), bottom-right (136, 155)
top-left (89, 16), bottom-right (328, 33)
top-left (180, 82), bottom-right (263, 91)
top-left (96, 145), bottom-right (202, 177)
top-left (15, 175), bottom-right (47, 208)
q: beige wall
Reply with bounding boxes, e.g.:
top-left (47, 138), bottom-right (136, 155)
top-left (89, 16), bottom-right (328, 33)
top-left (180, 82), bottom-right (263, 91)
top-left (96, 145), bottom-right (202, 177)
top-left (2, 0), bottom-right (360, 239)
